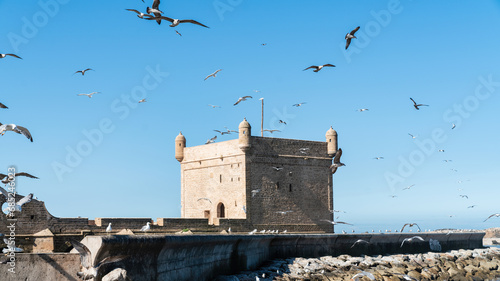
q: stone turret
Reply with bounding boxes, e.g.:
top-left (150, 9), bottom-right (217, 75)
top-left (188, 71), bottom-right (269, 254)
top-left (238, 118), bottom-right (251, 152)
top-left (175, 132), bottom-right (186, 162)
top-left (326, 126), bottom-right (338, 157)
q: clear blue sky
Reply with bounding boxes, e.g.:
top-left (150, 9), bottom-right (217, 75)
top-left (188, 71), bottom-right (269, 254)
top-left (1, 1), bottom-right (499, 233)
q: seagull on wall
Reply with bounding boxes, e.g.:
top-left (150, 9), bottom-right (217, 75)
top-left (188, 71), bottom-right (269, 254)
top-left (303, 64), bottom-right (335, 72)
top-left (140, 222), bottom-right (151, 232)
top-left (106, 223), bottom-right (112, 234)
top-left (0, 172), bottom-right (38, 185)
top-left (401, 223), bottom-right (421, 232)
top-left (2, 238), bottom-right (23, 253)
top-left (74, 68), bottom-right (93, 75)
top-left (234, 96), bottom-right (252, 106)
top-left (126, 9), bottom-right (154, 19)
top-left (345, 26), bottom-right (360, 49)
top-left (400, 236), bottom-right (424, 247)
top-left (77, 92), bottom-right (100, 98)
top-left (0, 53), bottom-right (22, 59)
top-left (484, 213), bottom-right (500, 222)
top-left (146, 16), bottom-right (209, 28)
top-left (0, 123), bottom-right (33, 142)
top-left (321, 219), bottom-right (353, 225)
top-left (410, 98), bottom-right (429, 110)
top-left (70, 239), bottom-right (127, 280)
top-left (330, 148), bottom-right (345, 174)
top-left (204, 69), bottom-right (222, 81)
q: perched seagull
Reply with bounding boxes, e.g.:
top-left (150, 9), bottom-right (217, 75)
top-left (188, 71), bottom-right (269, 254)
top-left (205, 136), bottom-right (217, 144)
top-left (438, 149), bottom-right (445, 152)
top-left (272, 166), bottom-right (283, 171)
top-left (483, 213), bottom-right (500, 222)
top-left (400, 236), bottom-right (424, 247)
top-left (248, 229), bottom-right (257, 235)
top-left (345, 26), bottom-right (360, 49)
top-left (74, 68), bottom-right (93, 75)
top-left (351, 239), bottom-right (370, 248)
top-left (70, 239), bottom-right (127, 280)
top-left (138, 98), bottom-right (146, 103)
top-left (321, 219), bottom-right (353, 225)
top-left (2, 193), bottom-right (33, 214)
top-left (146, 16), bottom-right (209, 28)
top-left (459, 195), bottom-right (469, 199)
top-left (0, 53), bottom-right (22, 59)
top-left (373, 157), bottom-right (384, 160)
top-left (403, 184), bottom-right (415, 190)
top-left (251, 189), bottom-right (260, 197)
top-left (303, 64), bottom-right (335, 72)
top-left (408, 133), bottom-right (417, 139)
top-left (451, 123), bottom-right (456, 129)
top-left (140, 222), bottom-right (151, 232)
top-left (330, 148), bottom-right (345, 174)
top-left (351, 271), bottom-right (374, 281)
top-left (278, 120), bottom-right (287, 125)
top-left (276, 211), bottom-right (293, 215)
top-left (401, 223), bottom-right (421, 232)
top-left (175, 30), bottom-right (182, 36)
top-left (0, 102), bottom-right (7, 109)
top-left (0, 172), bottom-right (38, 185)
top-left (263, 129), bottom-right (280, 133)
top-left (77, 92), bottom-right (100, 98)
top-left (357, 108), bottom-right (369, 112)
top-left (197, 198), bottom-right (212, 204)
top-left (410, 98), bottom-right (429, 110)
top-left (126, 9), bottom-right (154, 19)
top-left (106, 223), bottom-right (112, 233)
top-left (234, 96), bottom-right (252, 106)
top-left (204, 69), bottom-right (222, 81)
top-left (0, 123), bottom-right (33, 142)
top-left (208, 104), bottom-right (221, 108)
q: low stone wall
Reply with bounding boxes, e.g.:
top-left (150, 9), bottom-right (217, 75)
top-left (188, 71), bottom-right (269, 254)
top-left (0, 253), bottom-right (81, 281)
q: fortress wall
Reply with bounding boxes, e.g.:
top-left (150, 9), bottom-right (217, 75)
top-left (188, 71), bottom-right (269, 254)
top-left (0, 253), bottom-right (81, 281)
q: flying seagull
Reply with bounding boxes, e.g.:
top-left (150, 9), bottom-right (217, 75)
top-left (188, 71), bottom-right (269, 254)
top-left (459, 195), bottom-right (469, 199)
top-left (408, 133), bottom-right (417, 139)
top-left (263, 129), bottom-right (280, 133)
top-left (401, 223), bottom-right (421, 232)
top-left (251, 189), bottom-right (260, 197)
top-left (2, 193), bottom-right (33, 214)
top-left (402, 184), bottom-right (415, 190)
top-left (484, 213), bottom-right (500, 222)
top-left (77, 92), bottom-right (100, 98)
top-left (303, 64), bottom-right (335, 72)
top-left (204, 69), bottom-right (222, 81)
top-left (197, 198), bottom-right (212, 204)
top-left (410, 98), bottom-right (429, 110)
top-left (145, 16), bottom-right (209, 28)
top-left (0, 102), bottom-right (7, 109)
top-left (74, 68), bottom-right (93, 75)
top-left (373, 157), bottom-right (384, 160)
top-left (70, 239), bottom-right (127, 280)
top-left (214, 130), bottom-right (230, 135)
top-left (0, 123), bottom-right (33, 142)
top-left (400, 236), bottom-right (424, 247)
top-left (438, 149), bottom-right (445, 152)
top-left (125, 9), bottom-right (154, 19)
top-left (278, 120), bottom-right (287, 125)
top-left (175, 30), bottom-right (182, 36)
top-left (451, 123), bottom-right (456, 129)
top-left (293, 102), bottom-right (306, 107)
top-left (0, 53), bottom-right (22, 59)
top-left (146, 0), bottom-right (163, 25)
top-left (0, 172), bottom-right (38, 185)
top-left (299, 148), bottom-right (310, 154)
top-left (321, 219), bottom-right (353, 225)
top-left (330, 148), bottom-right (345, 174)
top-left (350, 239), bottom-right (370, 248)
top-left (140, 222), bottom-right (151, 232)
top-left (276, 211), bottom-right (293, 215)
top-left (205, 135), bottom-right (217, 144)
top-left (345, 26), bottom-right (360, 49)
top-left (208, 104), bottom-right (221, 108)
top-left (2, 238), bottom-right (23, 254)
top-left (272, 166), bottom-right (283, 171)
top-left (138, 98), bottom-right (146, 103)
top-left (357, 108), bottom-right (369, 112)
top-left (234, 96), bottom-right (252, 106)
top-left (223, 127), bottom-right (237, 133)
top-left (468, 205), bottom-right (477, 208)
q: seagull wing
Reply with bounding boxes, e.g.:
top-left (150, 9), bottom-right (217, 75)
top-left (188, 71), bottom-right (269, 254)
top-left (0, 186), bottom-right (8, 197)
top-left (95, 255), bottom-right (128, 269)
top-left (17, 193), bottom-right (33, 207)
top-left (70, 240), bottom-right (92, 268)
top-left (345, 38), bottom-right (352, 49)
top-left (401, 223), bottom-right (409, 232)
top-left (330, 166), bottom-right (338, 174)
top-left (303, 66), bottom-right (317, 71)
top-left (0, 103), bottom-right (7, 109)
top-left (6, 54), bottom-right (22, 59)
top-left (333, 148), bottom-right (343, 163)
top-left (179, 19), bottom-right (209, 28)
top-left (233, 98), bottom-right (242, 106)
top-left (145, 16), bottom-right (173, 22)
top-left (14, 172), bottom-right (38, 179)
top-left (413, 236), bottom-right (424, 242)
top-left (242, 96), bottom-right (253, 99)
top-left (152, 0), bottom-right (160, 9)
top-left (14, 126), bottom-right (33, 142)
top-left (350, 26), bottom-right (360, 35)
top-left (126, 9), bottom-right (141, 14)
top-left (410, 98), bottom-right (417, 106)
top-left (323, 64), bottom-right (336, 67)
top-left (77, 94), bottom-right (88, 96)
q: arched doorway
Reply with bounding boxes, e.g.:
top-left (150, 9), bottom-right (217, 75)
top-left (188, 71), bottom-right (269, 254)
top-left (217, 202), bottom-right (225, 218)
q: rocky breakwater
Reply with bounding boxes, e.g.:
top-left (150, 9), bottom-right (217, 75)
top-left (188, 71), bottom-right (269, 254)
top-left (216, 247), bottom-right (500, 281)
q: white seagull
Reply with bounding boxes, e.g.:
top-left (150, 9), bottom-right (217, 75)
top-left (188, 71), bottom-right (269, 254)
top-left (276, 211), bottom-right (293, 215)
top-left (401, 223), bottom-right (421, 232)
top-left (197, 197), bottom-right (212, 204)
top-left (205, 69), bottom-right (222, 81)
top-left (0, 53), bottom-right (22, 59)
top-left (400, 236), bottom-right (424, 247)
top-left (321, 219), bottom-right (353, 225)
top-left (74, 68), bottom-right (93, 75)
top-left (106, 223), bottom-right (112, 233)
top-left (234, 96), bottom-right (252, 106)
top-left (351, 239), bottom-right (370, 248)
top-left (251, 189), bottom-right (260, 197)
top-left (408, 133), bottom-right (417, 139)
top-left (410, 97), bottom-right (429, 110)
top-left (303, 64), bottom-right (335, 72)
top-left (484, 213), bottom-right (500, 222)
top-left (0, 123), bottom-right (33, 142)
top-left (373, 157), bottom-right (384, 160)
top-left (126, 9), bottom-right (154, 19)
top-left (205, 136), bottom-right (217, 144)
top-left (2, 193), bottom-right (33, 214)
top-left (140, 222), bottom-right (151, 232)
top-left (146, 16), bottom-right (209, 28)
top-left (148, 0), bottom-right (162, 25)
top-left (451, 123), bottom-right (456, 129)
top-left (77, 92), bottom-right (100, 98)
top-left (2, 239), bottom-right (23, 254)
top-left (345, 26), bottom-right (360, 49)
top-left (330, 148), bottom-right (345, 174)
top-left (138, 98), bottom-right (146, 103)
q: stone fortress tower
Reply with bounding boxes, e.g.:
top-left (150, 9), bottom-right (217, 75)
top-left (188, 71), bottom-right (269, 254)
top-left (175, 119), bottom-right (339, 233)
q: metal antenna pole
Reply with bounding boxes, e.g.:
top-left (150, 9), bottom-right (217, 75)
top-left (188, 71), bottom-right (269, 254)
top-left (261, 98), bottom-right (264, 137)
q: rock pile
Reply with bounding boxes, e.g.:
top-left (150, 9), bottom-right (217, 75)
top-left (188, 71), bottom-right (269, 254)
top-left (215, 247), bottom-right (500, 281)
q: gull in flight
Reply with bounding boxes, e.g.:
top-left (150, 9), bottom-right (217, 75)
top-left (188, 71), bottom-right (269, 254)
top-left (390, 195), bottom-right (397, 198)
top-left (272, 166), bottom-right (283, 171)
top-left (400, 236), bottom-right (424, 247)
top-left (484, 213), bottom-right (500, 222)
top-left (345, 26), bottom-right (360, 49)
top-left (330, 148), bottom-right (345, 174)
top-left (251, 189), bottom-right (260, 197)
top-left (408, 133), bottom-right (417, 139)
top-left (197, 198), bottom-right (212, 204)
top-left (137, 98), bottom-right (146, 103)
top-left (140, 222), bottom-right (151, 232)
top-left (106, 223), bottom-right (112, 234)
top-left (403, 184), bottom-right (415, 190)
top-left (223, 127), bottom-right (238, 133)
top-left (0, 123), bottom-right (33, 142)
top-left (77, 92), bottom-right (100, 98)
top-left (263, 129), bottom-right (280, 133)
top-left (214, 129), bottom-right (230, 135)
top-left (0, 172), bottom-right (38, 185)
top-left (467, 205), bottom-right (477, 208)
top-left (459, 195), bottom-right (469, 199)
top-left (321, 219), bottom-right (353, 225)
top-left (1, 191), bottom-right (33, 214)
top-left (70, 239), bottom-right (127, 280)
top-left (0, 53), bottom-right (22, 59)
top-left (451, 169), bottom-right (458, 172)
top-left (208, 104), bottom-right (221, 108)
top-left (438, 149), bottom-right (445, 152)
top-left (410, 98), bottom-right (429, 110)
top-left (74, 68), bottom-right (93, 75)
top-left (401, 223), bottom-right (421, 232)
top-left (146, 0), bottom-right (163, 24)
top-left (205, 136), bottom-right (217, 144)
top-left (126, 9), bottom-right (154, 19)
top-left (452, 123), bottom-right (456, 129)
top-left (205, 69), bottom-right (222, 81)
top-left (303, 64), bottom-right (335, 72)
top-left (234, 96), bottom-right (252, 106)
top-left (357, 108), bottom-right (369, 112)
top-left (0, 102), bottom-right (7, 109)
top-left (292, 102), bottom-right (306, 107)
top-left (3, 238), bottom-right (23, 254)
top-left (299, 148), bottom-right (310, 154)
top-left (351, 239), bottom-right (370, 248)
top-left (373, 157), bottom-right (384, 160)
top-left (278, 120), bottom-right (287, 125)
top-left (146, 16), bottom-right (209, 28)
top-left (276, 211), bottom-right (293, 215)
top-left (351, 271), bottom-right (374, 281)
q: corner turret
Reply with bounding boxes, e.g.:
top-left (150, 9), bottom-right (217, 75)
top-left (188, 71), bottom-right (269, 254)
top-left (326, 126), bottom-right (338, 157)
top-left (238, 118), bottom-right (251, 152)
top-left (175, 132), bottom-right (186, 162)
